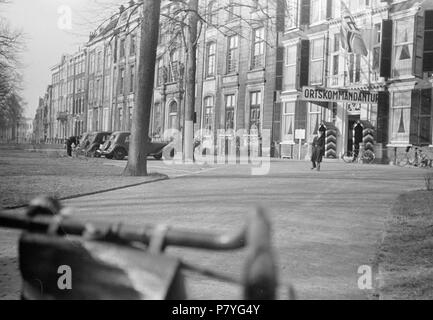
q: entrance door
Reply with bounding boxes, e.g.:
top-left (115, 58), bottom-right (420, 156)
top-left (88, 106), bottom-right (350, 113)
top-left (347, 115), bottom-right (361, 153)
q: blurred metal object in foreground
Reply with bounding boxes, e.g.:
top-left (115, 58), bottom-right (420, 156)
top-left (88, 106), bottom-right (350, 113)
top-left (0, 196), bottom-right (291, 300)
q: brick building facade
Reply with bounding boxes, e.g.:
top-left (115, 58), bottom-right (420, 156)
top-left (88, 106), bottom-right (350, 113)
top-left (34, 0), bottom-right (433, 162)
top-left (278, 0), bottom-right (433, 162)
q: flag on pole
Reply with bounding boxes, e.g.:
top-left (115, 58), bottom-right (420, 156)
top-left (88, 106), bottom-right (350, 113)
top-left (340, 1), bottom-right (368, 56)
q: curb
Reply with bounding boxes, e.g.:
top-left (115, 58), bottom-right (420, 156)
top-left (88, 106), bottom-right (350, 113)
top-left (4, 173), bottom-right (170, 211)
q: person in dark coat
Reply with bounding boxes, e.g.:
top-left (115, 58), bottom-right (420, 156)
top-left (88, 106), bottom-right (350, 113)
top-left (66, 136), bottom-right (79, 157)
top-left (311, 130), bottom-right (326, 171)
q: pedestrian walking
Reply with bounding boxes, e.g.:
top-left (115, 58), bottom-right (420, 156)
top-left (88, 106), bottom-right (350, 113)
top-left (66, 136), bottom-right (79, 157)
top-left (311, 130), bottom-right (326, 171)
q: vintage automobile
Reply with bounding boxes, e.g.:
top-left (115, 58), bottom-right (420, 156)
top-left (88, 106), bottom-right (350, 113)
top-left (74, 132), bottom-right (91, 155)
top-left (75, 132), bottom-right (90, 149)
top-left (76, 131), bottom-right (111, 157)
top-left (99, 131), bottom-right (170, 161)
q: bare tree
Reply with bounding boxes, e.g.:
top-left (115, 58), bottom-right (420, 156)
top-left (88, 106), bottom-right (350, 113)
top-left (61, 0), bottom-right (283, 175)
top-left (157, 0), bottom-right (280, 161)
top-left (184, 0), bottom-right (199, 162)
top-left (0, 0), bottom-right (24, 129)
top-left (123, 0), bottom-right (161, 176)
top-left (127, 0), bottom-right (281, 170)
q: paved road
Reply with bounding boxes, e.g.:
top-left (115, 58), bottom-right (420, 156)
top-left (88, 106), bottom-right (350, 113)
top-left (0, 160), bottom-right (428, 299)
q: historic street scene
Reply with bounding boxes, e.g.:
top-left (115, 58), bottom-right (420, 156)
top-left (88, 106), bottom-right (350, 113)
top-left (1, 0), bottom-right (433, 301)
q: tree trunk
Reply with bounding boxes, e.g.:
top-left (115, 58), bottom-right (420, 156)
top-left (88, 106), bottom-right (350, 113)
top-left (184, 0), bottom-right (199, 162)
top-left (124, 0), bottom-right (161, 176)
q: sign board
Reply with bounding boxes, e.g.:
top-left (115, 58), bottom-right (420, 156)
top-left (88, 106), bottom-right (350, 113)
top-left (301, 86), bottom-right (379, 104)
top-left (347, 103), bottom-right (362, 115)
top-left (295, 129), bottom-right (306, 140)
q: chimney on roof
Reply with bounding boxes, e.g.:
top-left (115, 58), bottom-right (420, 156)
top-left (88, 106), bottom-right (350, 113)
top-left (119, 5), bottom-right (125, 14)
top-left (129, 0), bottom-right (135, 7)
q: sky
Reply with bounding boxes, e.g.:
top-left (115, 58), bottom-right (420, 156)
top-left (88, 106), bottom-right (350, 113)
top-left (1, 0), bottom-right (120, 118)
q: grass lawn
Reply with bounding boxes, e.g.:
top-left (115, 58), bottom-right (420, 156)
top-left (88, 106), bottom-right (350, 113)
top-left (0, 148), bottom-right (165, 209)
top-left (374, 188), bottom-right (433, 300)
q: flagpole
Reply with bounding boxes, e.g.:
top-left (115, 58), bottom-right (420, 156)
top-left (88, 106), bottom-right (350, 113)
top-left (368, 3), bottom-right (373, 90)
top-left (367, 0), bottom-right (374, 122)
top-left (341, 0), bottom-right (350, 157)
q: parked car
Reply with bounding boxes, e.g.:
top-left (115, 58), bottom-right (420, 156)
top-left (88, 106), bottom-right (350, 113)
top-left (99, 131), bottom-right (170, 161)
top-left (99, 131), bottom-right (130, 160)
top-left (74, 132), bottom-right (91, 155)
top-left (75, 132), bottom-right (90, 149)
top-left (76, 131), bottom-right (111, 157)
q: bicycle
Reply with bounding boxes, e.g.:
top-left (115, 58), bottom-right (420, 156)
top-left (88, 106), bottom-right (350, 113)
top-left (397, 146), bottom-right (433, 168)
top-left (342, 148), bottom-right (376, 164)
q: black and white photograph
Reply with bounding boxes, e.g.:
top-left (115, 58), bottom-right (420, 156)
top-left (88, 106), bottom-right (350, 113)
top-left (0, 0), bottom-right (433, 305)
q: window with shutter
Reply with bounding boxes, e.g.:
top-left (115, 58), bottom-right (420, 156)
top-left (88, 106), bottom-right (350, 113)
top-left (380, 20), bottom-right (392, 78)
top-left (282, 102), bottom-right (295, 142)
top-left (423, 10), bottom-right (433, 72)
top-left (310, 0), bottom-right (327, 23)
top-left (272, 102), bottom-right (282, 145)
top-left (153, 102), bottom-right (162, 137)
top-left (308, 103), bottom-right (322, 138)
top-left (129, 65), bottom-right (135, 93)
top-left (169, 49), bottom-right (180, 82)
top-left (169, 101), bottom-right (178, 130)
top-left (156, 58), bottom-right (164, 86)
top-left (372, 23), bottom-right (382, 72)
top-left (310, 38), bottom-right (325, 85)
top-left (227, 35), bottom-right (239, 74)
top-left (391, 91), bottom-right (411, 144)
top-left (393, 18), bottom-right (414, 77)
top-left (207, 1), bottom-right (217, 26)
top-left (275, 47), bottom-right (284, 91)
top-left (331, 34), bottom-right (339, 86)
top-left (204, 96), bottom-right (214, 132)
top-left (250, 91), bottom-right (262, 134)
top-left (119, 69), bottom-right (125, 94)
top-left (410, 89), bottom-right (432, 146)
top-left (130, 35), bottom-right (136, 56)
top-left (300, 0), bottom-right (310, 26)
top-left (225, 94), bottom-right (236, 130)
top-left (251, 27), bottom-right (265, 69)
top-left (284, 44), bottom-right (297, 90)
top-left (120, 39), bottom-right (126, 59)
top-left (285, 0), bottom-right (299, 30)
top-left (206, 42), bottom-right (216, 77)
top-left (348, 54), bottom-right (361, 84)
top-left (299, 40), bottom-right (310, 88)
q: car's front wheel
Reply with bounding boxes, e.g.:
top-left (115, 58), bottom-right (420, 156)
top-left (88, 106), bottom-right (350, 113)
top-left (113, 148), bottom-right (127, 161)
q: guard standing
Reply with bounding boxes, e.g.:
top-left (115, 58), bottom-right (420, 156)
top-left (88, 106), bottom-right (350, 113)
top-left (311, 128), bottom-right (326, 171)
